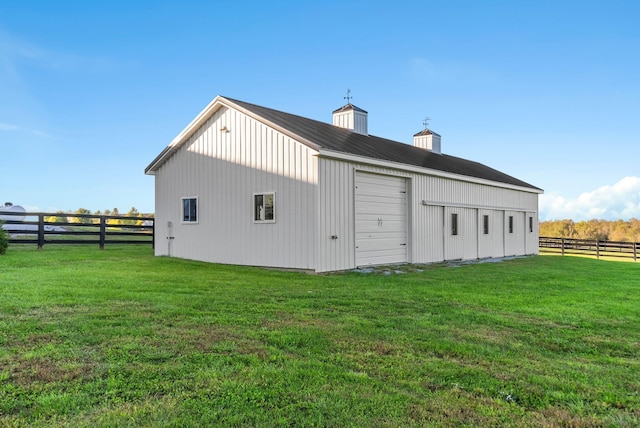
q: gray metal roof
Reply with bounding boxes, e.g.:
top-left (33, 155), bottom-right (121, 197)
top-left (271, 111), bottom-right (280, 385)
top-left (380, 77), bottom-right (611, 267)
top-left (225, 97), bottom-right (541, 191)
top-left (332, 103), bottom-right (368, 114)
top-left (413, 128), bottom-right (441, 137)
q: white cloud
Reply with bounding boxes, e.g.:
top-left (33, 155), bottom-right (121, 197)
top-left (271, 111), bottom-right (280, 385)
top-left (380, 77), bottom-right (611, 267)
top-left (540, 177), bottom-right (640, 221)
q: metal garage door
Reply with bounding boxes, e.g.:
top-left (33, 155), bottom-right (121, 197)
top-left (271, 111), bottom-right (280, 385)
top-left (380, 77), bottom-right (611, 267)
top-left (355, 172), bottom-right (408, 266)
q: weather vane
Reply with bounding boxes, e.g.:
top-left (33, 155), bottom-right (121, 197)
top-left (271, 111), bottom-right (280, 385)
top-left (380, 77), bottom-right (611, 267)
top-left (422, 116), bottom-right (431, 129)
top-left (344, 89), bottom-right (352, 104)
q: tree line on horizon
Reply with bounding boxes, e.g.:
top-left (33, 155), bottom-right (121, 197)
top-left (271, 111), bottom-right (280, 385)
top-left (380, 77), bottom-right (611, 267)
top-left (45, 207), bottom-right (153, 226)
top-left (540, 219), bottom-right (640, 243)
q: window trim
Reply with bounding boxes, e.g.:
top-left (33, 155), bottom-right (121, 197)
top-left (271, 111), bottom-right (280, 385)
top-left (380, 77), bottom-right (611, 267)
top-left (508, 215), bottom-right (514, 234)
top-left (253, 192), bottom-right (276, 223)
top-left (181, 196), bottom-right (198, 224)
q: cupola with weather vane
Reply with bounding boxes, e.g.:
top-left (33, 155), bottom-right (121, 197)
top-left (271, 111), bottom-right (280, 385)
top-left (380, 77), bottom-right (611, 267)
top-left (332, 89), bottom-right (368, 135)
top-left (413, 116), bottom-right (441, 154)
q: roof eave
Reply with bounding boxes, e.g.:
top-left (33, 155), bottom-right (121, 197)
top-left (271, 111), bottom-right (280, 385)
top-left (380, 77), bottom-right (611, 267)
top-left (317, 149), bottom-right (544, 194)
top-left (144, 146), bottom-right (172, 175)
top-left (145, 95), bottom-right (227, 174)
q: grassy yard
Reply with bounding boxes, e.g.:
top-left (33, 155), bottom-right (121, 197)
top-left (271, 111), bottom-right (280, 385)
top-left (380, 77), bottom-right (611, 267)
top-left (1, 246), bottom-right (639, 427)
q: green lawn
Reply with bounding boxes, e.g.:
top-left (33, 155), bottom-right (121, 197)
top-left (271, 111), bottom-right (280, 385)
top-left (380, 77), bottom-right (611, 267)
top-left (1, 246), bottom-right (639, 427)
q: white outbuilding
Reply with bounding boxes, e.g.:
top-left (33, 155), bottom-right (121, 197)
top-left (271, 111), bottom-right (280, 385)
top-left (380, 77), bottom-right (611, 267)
top-left (0, 202), bottom-right (26, 222)
top-left (145, 96), bottom-right (542, 272)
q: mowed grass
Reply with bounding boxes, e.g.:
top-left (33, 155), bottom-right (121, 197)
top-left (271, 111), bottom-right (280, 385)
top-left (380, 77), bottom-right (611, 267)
top-left (1, 247), bottom-right (639, 427)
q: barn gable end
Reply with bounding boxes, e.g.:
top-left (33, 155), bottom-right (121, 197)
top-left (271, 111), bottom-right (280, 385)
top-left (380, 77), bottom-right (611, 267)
top-left (151, 102), bottom-right (318, 270)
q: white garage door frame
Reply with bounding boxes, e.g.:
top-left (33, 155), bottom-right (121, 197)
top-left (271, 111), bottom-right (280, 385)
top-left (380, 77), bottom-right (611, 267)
top-left (354, 171), bottom-right (409, 266)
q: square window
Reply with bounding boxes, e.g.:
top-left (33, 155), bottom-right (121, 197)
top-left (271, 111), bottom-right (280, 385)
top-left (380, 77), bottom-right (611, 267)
top-left (254, 193), bottom-right (275, 222)
top-left (483, 215), bottom-right (489, 235)
top-left (451, 213), bottom-right (458, 236)
top-left (508, 215), bottom-right (514, 234)
top-left (182, 197), bottom-right (197, 223)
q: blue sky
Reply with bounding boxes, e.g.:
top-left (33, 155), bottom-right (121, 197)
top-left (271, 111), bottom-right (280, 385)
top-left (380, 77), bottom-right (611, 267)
top-left (1, 1), bottom-right (639, 220)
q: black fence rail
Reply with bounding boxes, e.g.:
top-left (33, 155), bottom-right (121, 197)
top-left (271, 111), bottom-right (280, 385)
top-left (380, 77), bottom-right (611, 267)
top-left (540, 236), bottom-right (638, 262)
top-left (1, 211), bottom-right (154, 249)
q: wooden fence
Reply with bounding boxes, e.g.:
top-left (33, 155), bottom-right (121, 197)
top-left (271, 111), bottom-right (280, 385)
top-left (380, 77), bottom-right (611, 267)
top-left (539, 236), bottom-right (638, 262)
top-left (1, 211), bottom-right (154, 249)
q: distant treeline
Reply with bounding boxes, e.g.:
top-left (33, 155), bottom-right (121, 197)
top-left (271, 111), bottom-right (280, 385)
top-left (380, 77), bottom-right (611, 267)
top-left (45, 207), bottom-right (153, 226)
top-left (540, 219), bottom-right (640, 242)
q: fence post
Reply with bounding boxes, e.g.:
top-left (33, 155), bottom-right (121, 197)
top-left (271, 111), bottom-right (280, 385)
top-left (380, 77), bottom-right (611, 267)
top-left (99, 216), bottom-right (106, 250)
top-left (634, 242), bottom-right (637, 263)
top-left (561, 238), bottom-right (565, 256)
top-left (595, 240), bottom-right (600, 260)
top-left (37, 214), bottom-right (45, 250)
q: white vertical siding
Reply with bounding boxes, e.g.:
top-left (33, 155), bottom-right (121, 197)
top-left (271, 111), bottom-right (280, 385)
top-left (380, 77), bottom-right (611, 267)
top-left (478, 209), bottom-right (505, 258)
top-left (413, 135), bottom-right (429, 150)
top-left (154, 106), bottom-right (318, 270)
top-left (332, 112), bottom-right (353, 130)
top-left (443, 207), bottom-right (478, 261)
top-left (316, 158), bottom-right (355, 272)
top-left (417, 176), bottom-right (536, 262)
top-left (462, 208), bottom-right (479, 260)
top-left (317, 158), bottom-right (538, 271)
top-left (415, 205), bottom-right (444, 263)
top-left (504, 210), bottom-right (525, 256)
top-left (525, 211), bottom-right (539, 255)
top-left (353, 111), bottom-right (368, 135)
top-left (443, 207), bottom-right (462, 261)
